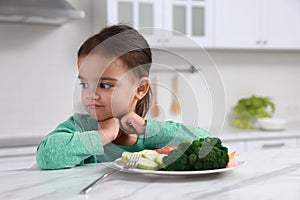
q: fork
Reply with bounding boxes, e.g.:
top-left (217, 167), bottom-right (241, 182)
top-left (79, 153), bottom-right (141, 195)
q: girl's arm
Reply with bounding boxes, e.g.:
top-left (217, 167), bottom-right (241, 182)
top-left (36, 114), bottom-right (119, 170)
top-left (143, 119), bottom-right (209, 148)
top-left (119, 112), bottom-right (209, 149)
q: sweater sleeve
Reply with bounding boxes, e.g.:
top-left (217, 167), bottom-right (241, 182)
top-left (36, 115), bottom-right (104, 170)
top-left (143, 119), bottom-right (209, 148)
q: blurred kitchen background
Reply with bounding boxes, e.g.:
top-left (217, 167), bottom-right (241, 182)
top-left (0, 0), bottom-right (299, 170)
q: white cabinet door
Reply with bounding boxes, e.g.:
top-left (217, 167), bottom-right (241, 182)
top-left (247, 138), bottom-right (297, 152)
top-left (105, 0), bottom-right (214, 48)
top-left (164, 0), bottom-right (214, 48)
top-left (262, 0), bottom-right (300, 49)
top-left (215, 0), bottom-right (261, 48)
top-left (106, 0), bottom-right (163, 47)
top-left (215, 0), bottom-right (300, 49)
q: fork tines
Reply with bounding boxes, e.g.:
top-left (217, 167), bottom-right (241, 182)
top-left (124, 154), bottom-right (141, 169)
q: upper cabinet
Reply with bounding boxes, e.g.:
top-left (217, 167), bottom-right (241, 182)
top-left (104, 0), bottom-right (214, 48)
top-left (163, 0), bottom-right (214, 48)
top-left (105, 0), bottom-right (163, 47)
top-left (92, 0), bottom-right (300, 50)
top-left (262, 0), bottom-right (300, 49)
top-left (215, 0), bottom-right (300, 49)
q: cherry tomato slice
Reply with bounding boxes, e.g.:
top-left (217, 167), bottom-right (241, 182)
top-left (154, 145), bottom-right (177, 155)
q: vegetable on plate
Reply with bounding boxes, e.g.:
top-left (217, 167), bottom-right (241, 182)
top-left (121, 150), bottom-right (166, 170)
top-left (121, 137), bottom-right (236, 171)
top-left (162, 137), bottom-right (229, 171)
top-left (226, 151), bottom-right (237, 168)
top-left (154, 146), bottom-right (177, 155)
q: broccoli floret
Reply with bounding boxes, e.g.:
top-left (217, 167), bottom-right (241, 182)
top-left (188, 153), bottom-right (198, 168)
top-left (205, 137), bottom-right (223, 148)
top-left (177, 142), bottom-right (191, 152)
top-left (194, 146), bottom-right (229, 170)
top-left (214, 138), bottom-right (223, 148)
top-left (162, 137), bottom-right (229, 171)
top-left (162, 149), bottom-right (189, 171)
top-left (185, 139), bottom-right (203, 155)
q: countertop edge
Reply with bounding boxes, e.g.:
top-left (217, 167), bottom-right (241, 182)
top-left (0, 136), bottom-right (43, 148)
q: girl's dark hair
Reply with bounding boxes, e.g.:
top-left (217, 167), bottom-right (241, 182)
top-left (77, 24), bottom-right (152, 118)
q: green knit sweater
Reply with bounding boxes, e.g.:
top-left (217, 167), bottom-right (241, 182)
top-left (36, 114), bottom-right (209, 170)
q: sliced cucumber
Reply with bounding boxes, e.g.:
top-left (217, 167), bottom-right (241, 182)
top-left (121, 151), bottom-right (163, 170)
top-left (154, 153), bottom-right (168, 167)
top-left (137, 157), bottom-right (159, 170)
top-left (121, 152), bottom-right (132, 164)
top-left (138, 149), bottom-right (154, 156)
top-left (143, 151), bottom-right (159, 161)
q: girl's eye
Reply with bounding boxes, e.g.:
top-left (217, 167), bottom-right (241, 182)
top-left (79, 82), bottom-right (88, 88)
top-left (100, 83), bottom-right (112, 89)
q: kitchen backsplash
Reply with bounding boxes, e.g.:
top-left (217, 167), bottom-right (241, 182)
top-left (152, 50), bottom-right (300, 127)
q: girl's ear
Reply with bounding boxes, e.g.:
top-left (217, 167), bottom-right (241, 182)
top-left (135, 77), bottom-right (150, 100)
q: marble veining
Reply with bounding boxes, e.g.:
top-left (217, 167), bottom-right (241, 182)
top-left (1, 149), bottom-right (300, 200)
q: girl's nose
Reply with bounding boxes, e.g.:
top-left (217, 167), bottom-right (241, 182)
top-left (91, 93), bottom-right (100, 100)
top-left (86, 89), bottom-right (100, 100)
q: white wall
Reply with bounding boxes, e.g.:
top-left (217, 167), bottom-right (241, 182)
top-left (0, 0), bottom-right (299, 139)
top-left (0, 0), bottom-right (93, 138)
top-left (214, 50), bottom-right (300, 124)
top-left (152, 50), bottom-right (300, 129)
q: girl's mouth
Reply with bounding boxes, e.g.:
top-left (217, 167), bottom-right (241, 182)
top-left (86, 104), bottom-right (103, 109)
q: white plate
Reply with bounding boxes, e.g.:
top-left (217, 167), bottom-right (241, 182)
top-left (113, 158), bottom-right (245, 176)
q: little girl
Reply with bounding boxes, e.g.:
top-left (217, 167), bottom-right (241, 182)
top-left (36, 24), bottom-right (209, 170)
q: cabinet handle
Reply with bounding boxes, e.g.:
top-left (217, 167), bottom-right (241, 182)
top-left (164, 39), bottom-right (169, 43)
top-left (256, 40), bottom-right (261, 45)
top-left (262, 142), bottom-right (285, 148)
top-left (157, 39), bottom-right (161, 43)
top-left (263, 40), bottom-right (268, 45)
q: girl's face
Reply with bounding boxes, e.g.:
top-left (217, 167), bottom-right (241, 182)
top-left (78, 54), bottom-right (139, 121)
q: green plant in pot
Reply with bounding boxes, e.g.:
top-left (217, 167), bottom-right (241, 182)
top-left (232, 95), bottom-right (275, 129)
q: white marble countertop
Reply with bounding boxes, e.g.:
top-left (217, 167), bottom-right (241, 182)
top-left (1, 149), bottom-right (300, 200)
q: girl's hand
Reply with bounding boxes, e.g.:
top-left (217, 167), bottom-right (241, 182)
top-left (112, 112), bottom-right (145, 146)
top-left (97, 118), bottom-right (121, 145)
top-left (119, 112), bottom-right (146, 135)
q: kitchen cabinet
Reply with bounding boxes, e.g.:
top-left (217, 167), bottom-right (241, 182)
top-left (0, 146), bottom-right (36, 171)
top-left (105, 0), bottom-right (162, 46)
top-left (162, 0), bottom-right (214, 48)
top-left (223, 137), bottom-right (299, 153)
top-left (215, 0), bottom-right (300, 49)
top-left (222, 129), bottom-right (300, 152)
top-left (0, 156), bottom-right (36, 171)
top-left (246, 138), bottom-right (298, 152)
top-left (223, 141), bottom-right (246, 153)
top-left (99, 0), bottom-right (214, 48)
